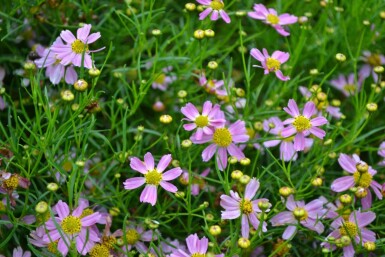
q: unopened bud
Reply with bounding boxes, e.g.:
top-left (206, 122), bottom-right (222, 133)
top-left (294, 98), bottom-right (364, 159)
top-left (311, 177), bottom-right (323, 187)
top-left (194, 29), bottom-right (205, 39)
top-left (238, 237), bottom-right (250, 248)
top-left (228, 156), bottom-right (238, 164)
top-left (364, 241), bottom-right (376, 251)
top-left (239, 175), bottom-right (250, 185)
top-left (207, 61), bottom-right (218, 69)
top-left (310, 69), bottom-right (319, 75)
top-left (355, 186), bottom-right (368, 198)
top-left (204, 29), bottom-right (215, 37)
top-left (88, 68), bottom-right (101, 77)
top-left (335, 53), bottom-right (346, 62)
top-left (177, 90), bottom-right (187, 98)
top-left (257, 200), bottom-right (271, 211)
top-left (235, 88), bottom-right (245, 97)
top-left (209, 225), bottom-right (221, 236)
top-left (109, 207), bottom-right (120, 216)
top-left (35, 201), bottom-right (48, 213)
top-left (175, 191), bottom-right (185, 199)
top-left (231, 170), bottom-right (243, 180)
top-left (253, 121), bottom-right (263, 131)
top-left (151, 29), bottom-right (162, 36)
top-left (74, 79), bottom-right (88, 91)
top-left (240, 158), bottom-right (250, 166)
top-left (47, 182), bottom-right (58, 192)
top-left (366, 103), bottom-right (377, 112)
top-left (339, 194), bottom-right (352, 205)
top-left (61, 90), bottom-right (74, 101)
top-left (279, 186), bottom-right (294, 197)
top-left (160, 114), bottom-right (172, 124)
top-left (374, 66), bottom-right (384, 73)
top-left (185, 3), bottom-right (196, 11)
top-left (356, 162), bottom-right (368, 173)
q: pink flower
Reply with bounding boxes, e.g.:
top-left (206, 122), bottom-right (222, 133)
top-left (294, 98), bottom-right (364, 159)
top-left (152, 66), bottom-right (176, 91)
top-left (330, 154), bottom-right (382, 209)
top-left (42, 200), bottom-right (102, 256)
top-left (50, 24), bottom-right (101, 69)
top-left (359, 50), bottom-right (385, 81)
top-left (263, 116), bottom-right (313, 161)
top-left (192, 120), bottom-right (249, 170)
top-left (329, 73), bottom-right (362, 97)
top-left (321, 210), bottom-right (376, 257)
top-left (250, 48), bottom-right (290, 81)
top-left (248, 3), bottom-right (298, 36)
top-left (270, 195), bottom-right (325, 240)
top-left (35, 38), bottom-right (78, 85)
top-left (181, 101), bottom-right (225, 140)
top-left (119, 224), bottom-right (157, 254)
top-left (199, 73), bottom-right (230, 96)
top-left (377, 141), bottom-right (385, 166)
top-left (220, 178), bottom-right (270, 238)
top-left (12, 247), bottom-right (31, 257)
top-left (169, 233), bottom-right (223, 257)
top-left (281, 99), bottom-right (328, 151)
top-left (123, 152), bottom-right (182, 206)
top-left (196, 0), bottom-right (231, 23)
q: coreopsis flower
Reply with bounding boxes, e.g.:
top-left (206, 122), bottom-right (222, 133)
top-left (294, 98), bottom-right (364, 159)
top-left (220, 178), bottom-right (270, 237)
top-left (196, 0), bottom-right (231, 24)
top-left (119, 224), bottom-right (157, 254)
top-left (181, 101), bottom-right (225, 140)
top-left (250, 48), bottom-right (290, 81)
top-left (270, 195), bottom-right (325, 240)
top-left (281, 99), bottom-right (328, 151)
top-left (0, 171), bottom-right (30, 206)
top-left (359, 50), bottom-right (385, 81)
top-left (169, 233), bottom-right (224, 257)
top-left (199, 73), bottom-right (230, 96)
top-left (321, 210), bottom-right (376, 257)
top-left (330, 154), bottom-right (382, 209)
top-left (248, 3), bottom-right (298, 36)
top-left (191, 120), bottom-right (249, 170)
top-left (152, 66), bottom-right (176, 91)
top-left (299, 86), bottom-right (343, 119)
top-left (377, 141), bottom-right (385, 166)
top-left (263, 116), bottom-right (313, 161)
top-left (50, 24), bottom-right (101, 69)
top-left (34, 38), bottom-right (78, 85)
top-left (329, 74), bottom-right (362, 97)
top-left (41, 200), bottom-right (102, 256)
top-left (123, 152), bottom-right (182, 206)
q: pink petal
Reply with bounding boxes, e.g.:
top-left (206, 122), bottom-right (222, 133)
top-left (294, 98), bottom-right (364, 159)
top-left (282, 225), bottom-right (297, 240)
top-left (202, 144), bottom-right (217, 162)
top-left (157, 154), bottom-right (172, 173)
top-left (241, 214), bottom-right (249, 238)
top-left (77, 24), bottom-right (91, 42)
top-left (216, 147), bottom-right (228, 171)
top-left (140, 185), bottom-right (157, 206)
top-left (309, 127), bottom-right (326, 139)
top-left (221, 209), bottom-right (241, 219)
top-left (338, 154), bottom-right (357, 173)
top-left (160, 181), bottom-right (178, 193)
top-left (162, 167), bottom-right (182, 181)
top-left (354, 211), bottom-right (376, 228)
top-left (55, 200), bottom-right (70, 219)
top-left (303, 101), bottom-right (316, 118)
top-left (311, 116), bottom-right (328, 126)
top-left (211, 10), bottom-right (219, 21)
top-left (199, 8), bottom-right (212, 20)
top-left (144, 152), bottom-right (155, 170)
top-left (270, 211), bottom-right (295, 226)
top-left (130, 157), bottom-right (148, 174)
top-left (293, 133), bottom-right (305, 151)
top-left (123, 177), bottom-right (145, 189)
top-left (245, 178), bottom-right (260, 199)
top-left (219, 10), bottom-right (231, 23)
top-left (275, 70), bottom-right (290, 81)
top-left (86, 32), bottom-right (101, 44)
top-left (330, 176), bottom-right (355, 192)
top-left (60, 30), bottom-right (76, 43)
top-left (227, 144), bottom-right (245, 160)
top-left (250, 48), bottom-right (265, 62)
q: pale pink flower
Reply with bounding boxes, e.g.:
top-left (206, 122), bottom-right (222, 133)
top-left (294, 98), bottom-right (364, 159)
top-left (50, 24), bottom-right (101, 69)
top-left (330, 154), bottom-right (382, 209)
top-left (377, 141), bottom-right (385, 166)
top-left (359, 50), bottom-right (385, 81)
top-left (321, 210), bottom-right (376, 257)
top-left (119, 224), bottom-right (157, 254)
top-left (192, 120), bottom-right (249, 170)
top-left (123, 152), bottom-right (182, 206)
top-left (270, 195), bottom-right (325, 240)
top-left (152, 66), bottom-right (176, 91)
top-left (199, 73), bottom-right (230, 96)
top-left (181, 101), bottom-right (225, 140)
top-left (169, 233), bottom-right (223, 257)
top-left (281, 99), bottom-right (328, 151)
top-left (329, 73), bottom-right (362, 97)
top-left (220, 178), bottom-right (270, 238)
top-left (42, 200), bottom-right (102, 256)
top-left (196, 0), bottom-right (231, 23)
top-left (248, 3), bottom-right (298, 36)
top-left (250, 48), bottom-right (290, 81)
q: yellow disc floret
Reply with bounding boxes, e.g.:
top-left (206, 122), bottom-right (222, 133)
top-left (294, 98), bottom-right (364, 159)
top-left (191, 253), bottom-right (206, 257)
top-left (339, 221), bottom-right (358, 237)
top-left (125, 229), bottom-right (140, 245)
top-left (47, 241), bottom-right (59, 254)
top-left (293, 115), bottom-right (311, 132)
top-left (71, 39), bottom-right (88, 54)
top-left (80, 208), bottom-right (94, 219)
top-left (213, 128), bottom-right (232, 147)
top-left (3, 175), bottom-right (19, 190)
top-left (210, 0), bottom-right (224, 10)
top-left (145, 169), bottom-right (163, 185)
top-left (61, 215), bottom-right (82, 234)
top-left (353, 171), bottom-right (372, 188)
top-left (267, 14), bottom-right (280, 24)
top-left (293, 207), bottom-right (309, 221)
top-left (266, 58), bottom-right (281, 71)
top-left (90, 244), bottom-right (110, 257)
top-left (240, 199), bottom-right (253, 214)
top-left (367, 54), bottom-right (381, 67)
top-left (195, 115), bottom-right (209, 128)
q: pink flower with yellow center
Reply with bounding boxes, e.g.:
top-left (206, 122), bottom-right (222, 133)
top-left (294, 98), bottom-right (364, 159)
top-left (281, 99), bottom-right (328, 151)
top-left (329, 73), bottom-right (362, 97)
top-left (169, 233), bottom-right (223, 257)
top-left (196, 0), bottom-right (231, 23)
top-left (250, 48), bottom-right (290, 81)
top-left (123, 152), bottom-right (182, 206)
top-left (248, 4), bottom-right (298, 36)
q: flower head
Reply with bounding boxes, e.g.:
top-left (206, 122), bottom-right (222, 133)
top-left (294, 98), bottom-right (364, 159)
top-left (359, 50), bottom-right (385, 81)
top-left (50, 24), bottom-right (101, 69)
top-left (248, 3), bottom-right (298, 36)
top-left (123, 152), bottom-right (182, 206)
top-left (196, 0), bottom-right (231, 23)
top-left (152, 66), bottom-right (176, 91)
top-left (329, 73), bottom-right (362, 97)
top-left (199, 73), bottom-right (231, 97)
top-left (281, 99), bottom-right (328, 151)
top-left (250, 48), bottom-right (290, 81)
top-left (119, 224), bottom-right (157, 254)
top-left (169, 233), bottom-right (223, 257)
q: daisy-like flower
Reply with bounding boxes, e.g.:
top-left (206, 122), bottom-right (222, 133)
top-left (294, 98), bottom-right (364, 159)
top-left (220, 178), bottom-right (270, 237)
top-left (42, 200), bottom-right (102, 256)
top-left (270, 195), bottom-right (325, 240)
top-left (250, 48), bottom-right (290, 81)
top-left (281, 99), bottom-right (328, 151)
top-left (169, 233), bottom-right (224, 257)
top-left (191, 120), bottom-right (249, 170)
top-left (329, 73), bottom-right (362, 97)
top-left (181, 101), bottom-right (225, 140)
top-left (35, 38), bottom-right (78, 85)
top-left (199, 73), bottom-right (230, 97)
top-left (359, 50), bottom-right (385, 81)
top-left (123, 152), bottom-right (182, 206)
top-left (321, 210), bottom-right (376, 257)
top-left (248, 3), bottom-right (298, 36)
top-left (196, 0), bottom-right (231, 24)
top-left (0, 171), bottom-right (30, 206)
top-left (152, 66), bottom-right (176, 91)
top-left (119, 224), bottom-right (157, 254)
top-left (50, 24), bottom-right (101, 69)
top-left (377, 141), bottom-right (385, 166)
top-left (263, 116), bottom-right (313, 161)
top-left (330, 154), bottom-right (382, 209)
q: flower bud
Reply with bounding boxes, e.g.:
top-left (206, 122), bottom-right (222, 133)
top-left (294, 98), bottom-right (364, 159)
top-left (235, 11), bottom-right (247, 17)
top-left (194, 29), bottom-right (205, 39)
top-left (152, 100), bottom-right (165, 112)
top-left (374, 66), bottom-right (384, 73)
top-left (207, 61), bottom-right (218, 70)
top-left (340, 236), bottom-right (351, 247)
top-left (109, 207), bottom-right (120, 216)
top-left (160, 114), bottom-right (172, 124)
top-left (323, 139), bottom-right (333, 146)
top-left (61, 90), bottom-right (74, 101)
top-left (172, 160), bottom-right (180, 167)
top-left (228, 156), bottom-right (238, 164)
top-left (235, 88), bottom-right (245, 97)
top-left (35, 201), bottom-right (48, 213)
top-left (240, 158), bottom-right (250, 166)
top-left (88, 68), bottom-right (101, 77)
top-left (177, 90), bottom-right (187, 98)
top-left (204, 29), bottom-right (215, 37)
top-left (181, 139), bottom-right (192, 148)
top-left (310, 69), bottom-right (319, 75)
top-left (74, 79), bottom-right (88, 91)
top-left (175, 191), bottom-right (185, 199)
top-left (366, 103), bottom-right (377, 112)
top-left (185, 3), bottom-right (196, 11)
top-left (253, 121), bottom-right (263, 131)
top-left (335, 53), bottom-right (346, 62)
top-left (279, 186), bottom-right (294, 197)
top-left (311, 177), bottom-right (323, 187)
top-left (356, 162), bottom-right (368, 173)
top-left (209, 225), bottom-right (221, 236)
top-left (339, 194), bottom-right (352, 205)
top-left (238, 237), bottom-right (250, 248)
top-left (364, 241), bottom-right (376, 251)
top-left (151, 29), bottom-right (162, 36)
top-left (205, 213), bottom-right (214, 221)
top-left (257, 200), bottom-right (271, 211)
top-left (231, 170), bottom-right (243, 180)
top-left (47, 182), bottom-right (58, 192)
top-left (239, 175), bottom-right (250, 185)
top-left (355, 186), bottom-right (368, 198)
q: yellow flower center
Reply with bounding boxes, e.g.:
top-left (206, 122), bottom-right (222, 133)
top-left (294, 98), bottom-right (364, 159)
top-left (3, 175), bottom-right (19, 190)
top-left (266, 57), bottom-right (281, 71)
top-left (210, 0), bottom-right (224, 10)
top-left (0, 201), bottom-right (5, 212)
top-left (195, 115), bottom-right (209, 128)
top-left (145, 169), bottom-right (163, 185)
top-left (293, 115), bottom-right (311, 132)
top-left (343, 84), bottom-right (356, 94)
top-left (293, 207), bottom-right (308, 221)
top-left (213, 128), bottom-right (232, 147)
top-left (80, 208), bottom-right (94, 219)
top-left (90, 244), bottom-right (110, 257)
top-left (367, 54), bottom-right (381, 67)
top-left (102, 235), bottom-right (117, 249)
top-left (125, 229), bottom-right (140, 245)
top-left (266, 14), bottom-right (280, 25)
top-left (62, 160), bottom-right (73, 172)
top-left (154, 73), bottom-right (166, 84)
top-left (340, 221), bottom-right (358, 237)
top-left (191, 254), bottom-right (206, 257)
top-left (240, 199), bottom-right (253, 214)
top-left (61, 215), bottom-right (82, 234)
top-left (47, 241), bottom-right (59, 254)
top-left (71, 39), bottom-right (89, 54)
top-left (353, 171), bottom-right (372, 188)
